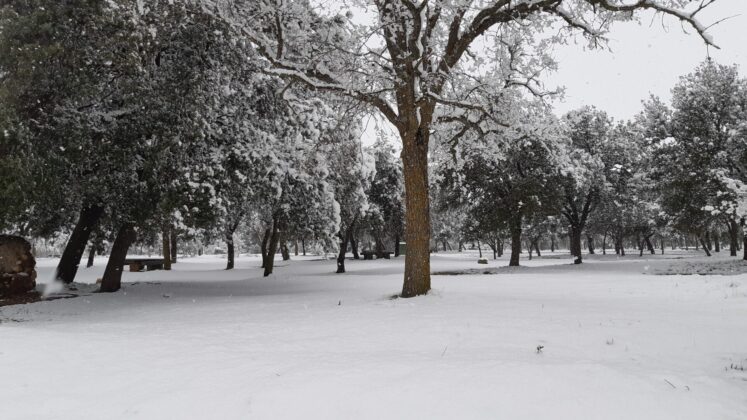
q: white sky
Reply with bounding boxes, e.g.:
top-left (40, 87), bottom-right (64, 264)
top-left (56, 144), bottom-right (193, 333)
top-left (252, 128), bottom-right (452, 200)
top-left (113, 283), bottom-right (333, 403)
top-left (545, 0), bottom-right (747, 121)
top-left (360, 0), bottom-right (747, 145)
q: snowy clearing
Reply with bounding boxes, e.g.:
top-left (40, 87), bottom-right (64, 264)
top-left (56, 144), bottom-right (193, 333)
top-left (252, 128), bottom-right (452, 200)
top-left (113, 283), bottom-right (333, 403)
top-left (2, 251), bottom-right (747, 420)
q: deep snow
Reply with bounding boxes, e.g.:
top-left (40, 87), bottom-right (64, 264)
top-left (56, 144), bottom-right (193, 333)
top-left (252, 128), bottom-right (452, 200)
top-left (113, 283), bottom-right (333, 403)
top-left (1, 250), bottom-right (746, 419)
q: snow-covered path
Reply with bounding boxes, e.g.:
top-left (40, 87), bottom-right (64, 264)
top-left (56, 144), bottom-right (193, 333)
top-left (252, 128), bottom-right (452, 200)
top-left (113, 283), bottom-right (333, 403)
top-left (2, 252), bottom-right (746, 419)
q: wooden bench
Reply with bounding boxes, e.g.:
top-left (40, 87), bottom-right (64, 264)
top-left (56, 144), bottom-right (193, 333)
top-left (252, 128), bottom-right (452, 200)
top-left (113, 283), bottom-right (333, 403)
top-left (124, 258), bottom-right (165, 272)
top-left (361, 250), bottom-right (393, 260)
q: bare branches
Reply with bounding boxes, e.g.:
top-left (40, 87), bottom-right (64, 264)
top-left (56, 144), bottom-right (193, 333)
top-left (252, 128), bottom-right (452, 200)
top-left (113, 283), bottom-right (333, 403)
top-left (586, 0), bottom-right (720, 48)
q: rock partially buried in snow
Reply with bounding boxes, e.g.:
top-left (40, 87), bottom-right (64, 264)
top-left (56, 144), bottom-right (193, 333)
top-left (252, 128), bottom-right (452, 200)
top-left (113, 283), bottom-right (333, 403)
top-left (477, 258), bottom-right (488, 264)
top-left (0, 235), bottom-right (37, 298)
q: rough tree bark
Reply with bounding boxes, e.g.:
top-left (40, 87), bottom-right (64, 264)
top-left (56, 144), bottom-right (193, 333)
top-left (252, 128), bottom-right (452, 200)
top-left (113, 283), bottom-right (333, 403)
top-left (56, 204), bottom-right (104, 284)
top-left (400, 127), bottom-right (431, 298)
top-left (100, 223), bottom-right (136, 293)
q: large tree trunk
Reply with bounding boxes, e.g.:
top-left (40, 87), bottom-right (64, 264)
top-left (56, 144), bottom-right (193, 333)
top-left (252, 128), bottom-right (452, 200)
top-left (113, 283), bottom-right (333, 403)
top-left (400, 129), bottom-right (431, 298)
top-left (56, 204), bottom-right (104, 284)
top-left (170, 229), bottom-right (178, 263)
top-left (100, 223), bottom-right (136, 293)
top-left (226, 230), bottom-right (235, 270)
top-left (162, 225), bottom-right (172, 271)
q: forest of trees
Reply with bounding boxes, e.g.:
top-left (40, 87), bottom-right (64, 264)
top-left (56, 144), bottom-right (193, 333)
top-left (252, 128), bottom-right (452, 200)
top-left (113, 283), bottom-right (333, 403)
top-left (1, 0), bottom-right (744, 298)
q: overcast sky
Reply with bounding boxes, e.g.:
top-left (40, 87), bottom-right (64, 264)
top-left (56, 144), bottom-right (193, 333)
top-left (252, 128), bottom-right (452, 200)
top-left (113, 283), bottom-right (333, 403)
top-left (545, 0), bottom-right (747, 121)
top-left (360, 0), bottom-right (747, 145)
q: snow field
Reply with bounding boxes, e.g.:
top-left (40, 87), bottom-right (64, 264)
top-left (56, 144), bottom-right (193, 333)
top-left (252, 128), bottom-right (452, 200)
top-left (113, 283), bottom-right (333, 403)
top-left (1, 251), bottom-right (746, 419)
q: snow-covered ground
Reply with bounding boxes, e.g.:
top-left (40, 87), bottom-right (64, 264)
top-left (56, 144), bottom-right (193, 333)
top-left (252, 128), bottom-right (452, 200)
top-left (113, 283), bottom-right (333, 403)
top-left (2, 250), bottom-right (746, 419)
